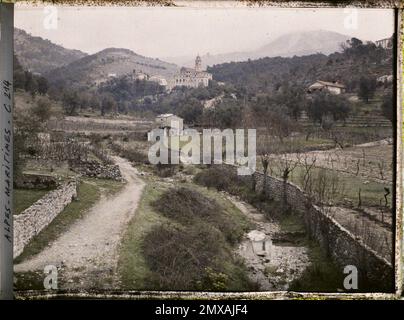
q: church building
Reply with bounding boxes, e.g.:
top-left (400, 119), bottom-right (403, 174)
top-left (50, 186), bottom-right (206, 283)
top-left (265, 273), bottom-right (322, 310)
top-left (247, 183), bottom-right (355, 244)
top-left (168, 55), bottom-right (213, 90)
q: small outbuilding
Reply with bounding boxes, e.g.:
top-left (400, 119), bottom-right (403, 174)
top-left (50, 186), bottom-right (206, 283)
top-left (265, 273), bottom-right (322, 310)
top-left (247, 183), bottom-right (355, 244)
top-left (155, 113), bottom-right (184, 136)
top-left (247, 230), bottom-right (272, 257)
top-left (377, 75), bottom-right (393, 84)
top-left (307, 80), bottom-right (346, 95)
top-left (149, 75), bottom-right (168, 87)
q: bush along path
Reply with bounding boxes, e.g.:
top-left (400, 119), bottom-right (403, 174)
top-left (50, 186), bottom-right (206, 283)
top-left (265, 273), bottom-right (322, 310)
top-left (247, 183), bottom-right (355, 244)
top-left (14, 156), bottom-right (145, 290)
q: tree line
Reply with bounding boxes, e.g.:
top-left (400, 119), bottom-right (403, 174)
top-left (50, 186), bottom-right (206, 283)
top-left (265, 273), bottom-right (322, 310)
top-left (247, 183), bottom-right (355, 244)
top-left (14, 54), bottom-right (49, 96)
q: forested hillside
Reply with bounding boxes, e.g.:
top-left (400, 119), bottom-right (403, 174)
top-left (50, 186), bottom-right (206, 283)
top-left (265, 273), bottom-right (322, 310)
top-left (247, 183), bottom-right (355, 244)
top-left (14, 54), bottom-right (49, 96)
top-left (14, 28), bottom-right (87, 74)
top-left (45, 48), bottom-right (179, 90)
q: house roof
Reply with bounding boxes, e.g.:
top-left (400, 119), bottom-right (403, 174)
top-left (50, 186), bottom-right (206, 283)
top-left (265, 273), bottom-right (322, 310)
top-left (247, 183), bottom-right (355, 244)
top-left (157, 113), bottom-right (174, 118)
top-left (180, 67), bottom-right (196, 73)
top-left (179, 67), bottom-right (211, 77)
top-left (376, 37), bottom-right (392, 43)
top-left (247, 230), bottom-right (267, 242)
top-left (156, 114), bottom-right (182, 119)
top-left (309, 80), bottom-right (346, 89)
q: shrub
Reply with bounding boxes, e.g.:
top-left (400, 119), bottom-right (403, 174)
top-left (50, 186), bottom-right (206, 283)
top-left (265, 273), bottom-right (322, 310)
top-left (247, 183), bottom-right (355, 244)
top-left (193, 166), bottom-right (289, 220)
top-left (152, 187), bottom-right (245, 244)
top-left (194, 166), bottom-right (256, 203)
top-left (142, 224), bottom-right (225, 290)
top-left (138, 184), bottom-right (255, 291)
top-left (197, 267), bottom-right (229, 291)
top-left (193, 165), bottom-right (239, 191)
top-left (154, 163), bottom-right (178, 177)
top-left (153, 187), bottom-right (221, 223)
top-left (110, 142), bottom-right (149, 164)
top-left (124, 149), bottom-right (149, 164)
top-left (181, 165), bottom-right (197, 176)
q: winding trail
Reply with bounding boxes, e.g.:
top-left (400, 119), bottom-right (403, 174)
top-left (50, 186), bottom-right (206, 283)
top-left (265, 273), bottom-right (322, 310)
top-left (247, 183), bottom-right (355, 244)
top-left (15, 156), bottom-right (145, 290)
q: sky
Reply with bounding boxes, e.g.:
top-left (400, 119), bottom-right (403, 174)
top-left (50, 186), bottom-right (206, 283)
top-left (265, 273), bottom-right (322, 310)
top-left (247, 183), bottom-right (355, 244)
top-left (14, 2), bottom-right (394, 59)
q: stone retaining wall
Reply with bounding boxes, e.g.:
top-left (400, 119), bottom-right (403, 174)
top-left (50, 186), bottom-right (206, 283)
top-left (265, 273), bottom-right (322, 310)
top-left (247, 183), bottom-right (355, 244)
top-left (14, 181), bottom-right (77, 258)
top-left (70, 160), bottom-right (122, 181)
top-left (14, 173), bottom-right (59, 190)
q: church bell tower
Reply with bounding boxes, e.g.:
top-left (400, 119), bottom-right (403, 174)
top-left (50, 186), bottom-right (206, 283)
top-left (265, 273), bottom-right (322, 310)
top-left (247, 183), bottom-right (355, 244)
top-left (195, 54), bottom-right (202, 72)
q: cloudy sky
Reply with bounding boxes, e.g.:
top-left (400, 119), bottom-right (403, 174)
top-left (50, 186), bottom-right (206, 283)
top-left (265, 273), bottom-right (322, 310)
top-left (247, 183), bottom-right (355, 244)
top-left (14, 3), bottom-right (394, 58)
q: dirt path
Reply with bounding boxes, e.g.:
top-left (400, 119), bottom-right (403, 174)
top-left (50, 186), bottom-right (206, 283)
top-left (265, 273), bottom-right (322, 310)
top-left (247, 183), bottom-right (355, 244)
top-left (227, 195), bottom-right (310, 291)
top-left (15, 156), bottom-right (145, 290)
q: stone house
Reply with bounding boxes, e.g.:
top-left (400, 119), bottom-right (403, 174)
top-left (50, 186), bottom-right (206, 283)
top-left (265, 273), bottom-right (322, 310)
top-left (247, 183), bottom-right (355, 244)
top-left (375, 37), bottom-right (393, 50)
top-left (377, 74), bottom-right (393, 84)
top-left (149, 75), bottom-right (168, 88)
top-left (155, 113), bottom-right (184, 136)
top-left (307, 80), bottom-right (346, 95)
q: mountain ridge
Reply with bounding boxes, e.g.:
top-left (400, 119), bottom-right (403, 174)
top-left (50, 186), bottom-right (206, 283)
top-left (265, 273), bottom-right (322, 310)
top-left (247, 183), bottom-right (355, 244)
top-left (14, 28), bottom-right (88, 74)
top-left (45, 47), bottom-right (179, 89)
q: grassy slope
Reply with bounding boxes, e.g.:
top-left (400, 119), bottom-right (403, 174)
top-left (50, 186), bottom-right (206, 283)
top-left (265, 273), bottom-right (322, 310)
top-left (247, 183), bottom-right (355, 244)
top-left (117, 177), bottom-right (253, 291)
top-left (15, 89), bottom-right (64, 116)
top-left (117, 181), bottom-right (168, 290)
top-left (14, 189), bottom-right (49, 215)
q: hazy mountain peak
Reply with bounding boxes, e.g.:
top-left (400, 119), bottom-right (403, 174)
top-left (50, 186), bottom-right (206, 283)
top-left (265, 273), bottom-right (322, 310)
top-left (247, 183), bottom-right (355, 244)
top-left (255, 29), bottom-right (351, 58)
top-left (166, 30), bottom-right (353, 68)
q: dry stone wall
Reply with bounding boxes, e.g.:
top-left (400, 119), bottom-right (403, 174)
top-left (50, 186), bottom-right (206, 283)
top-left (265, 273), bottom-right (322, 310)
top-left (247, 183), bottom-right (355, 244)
top-left (14, 173), bottom-right (59, 190)
top-left (70, 160), bottom-right (122, 181)
top-left (14, 181), bottom-right (77, 258)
